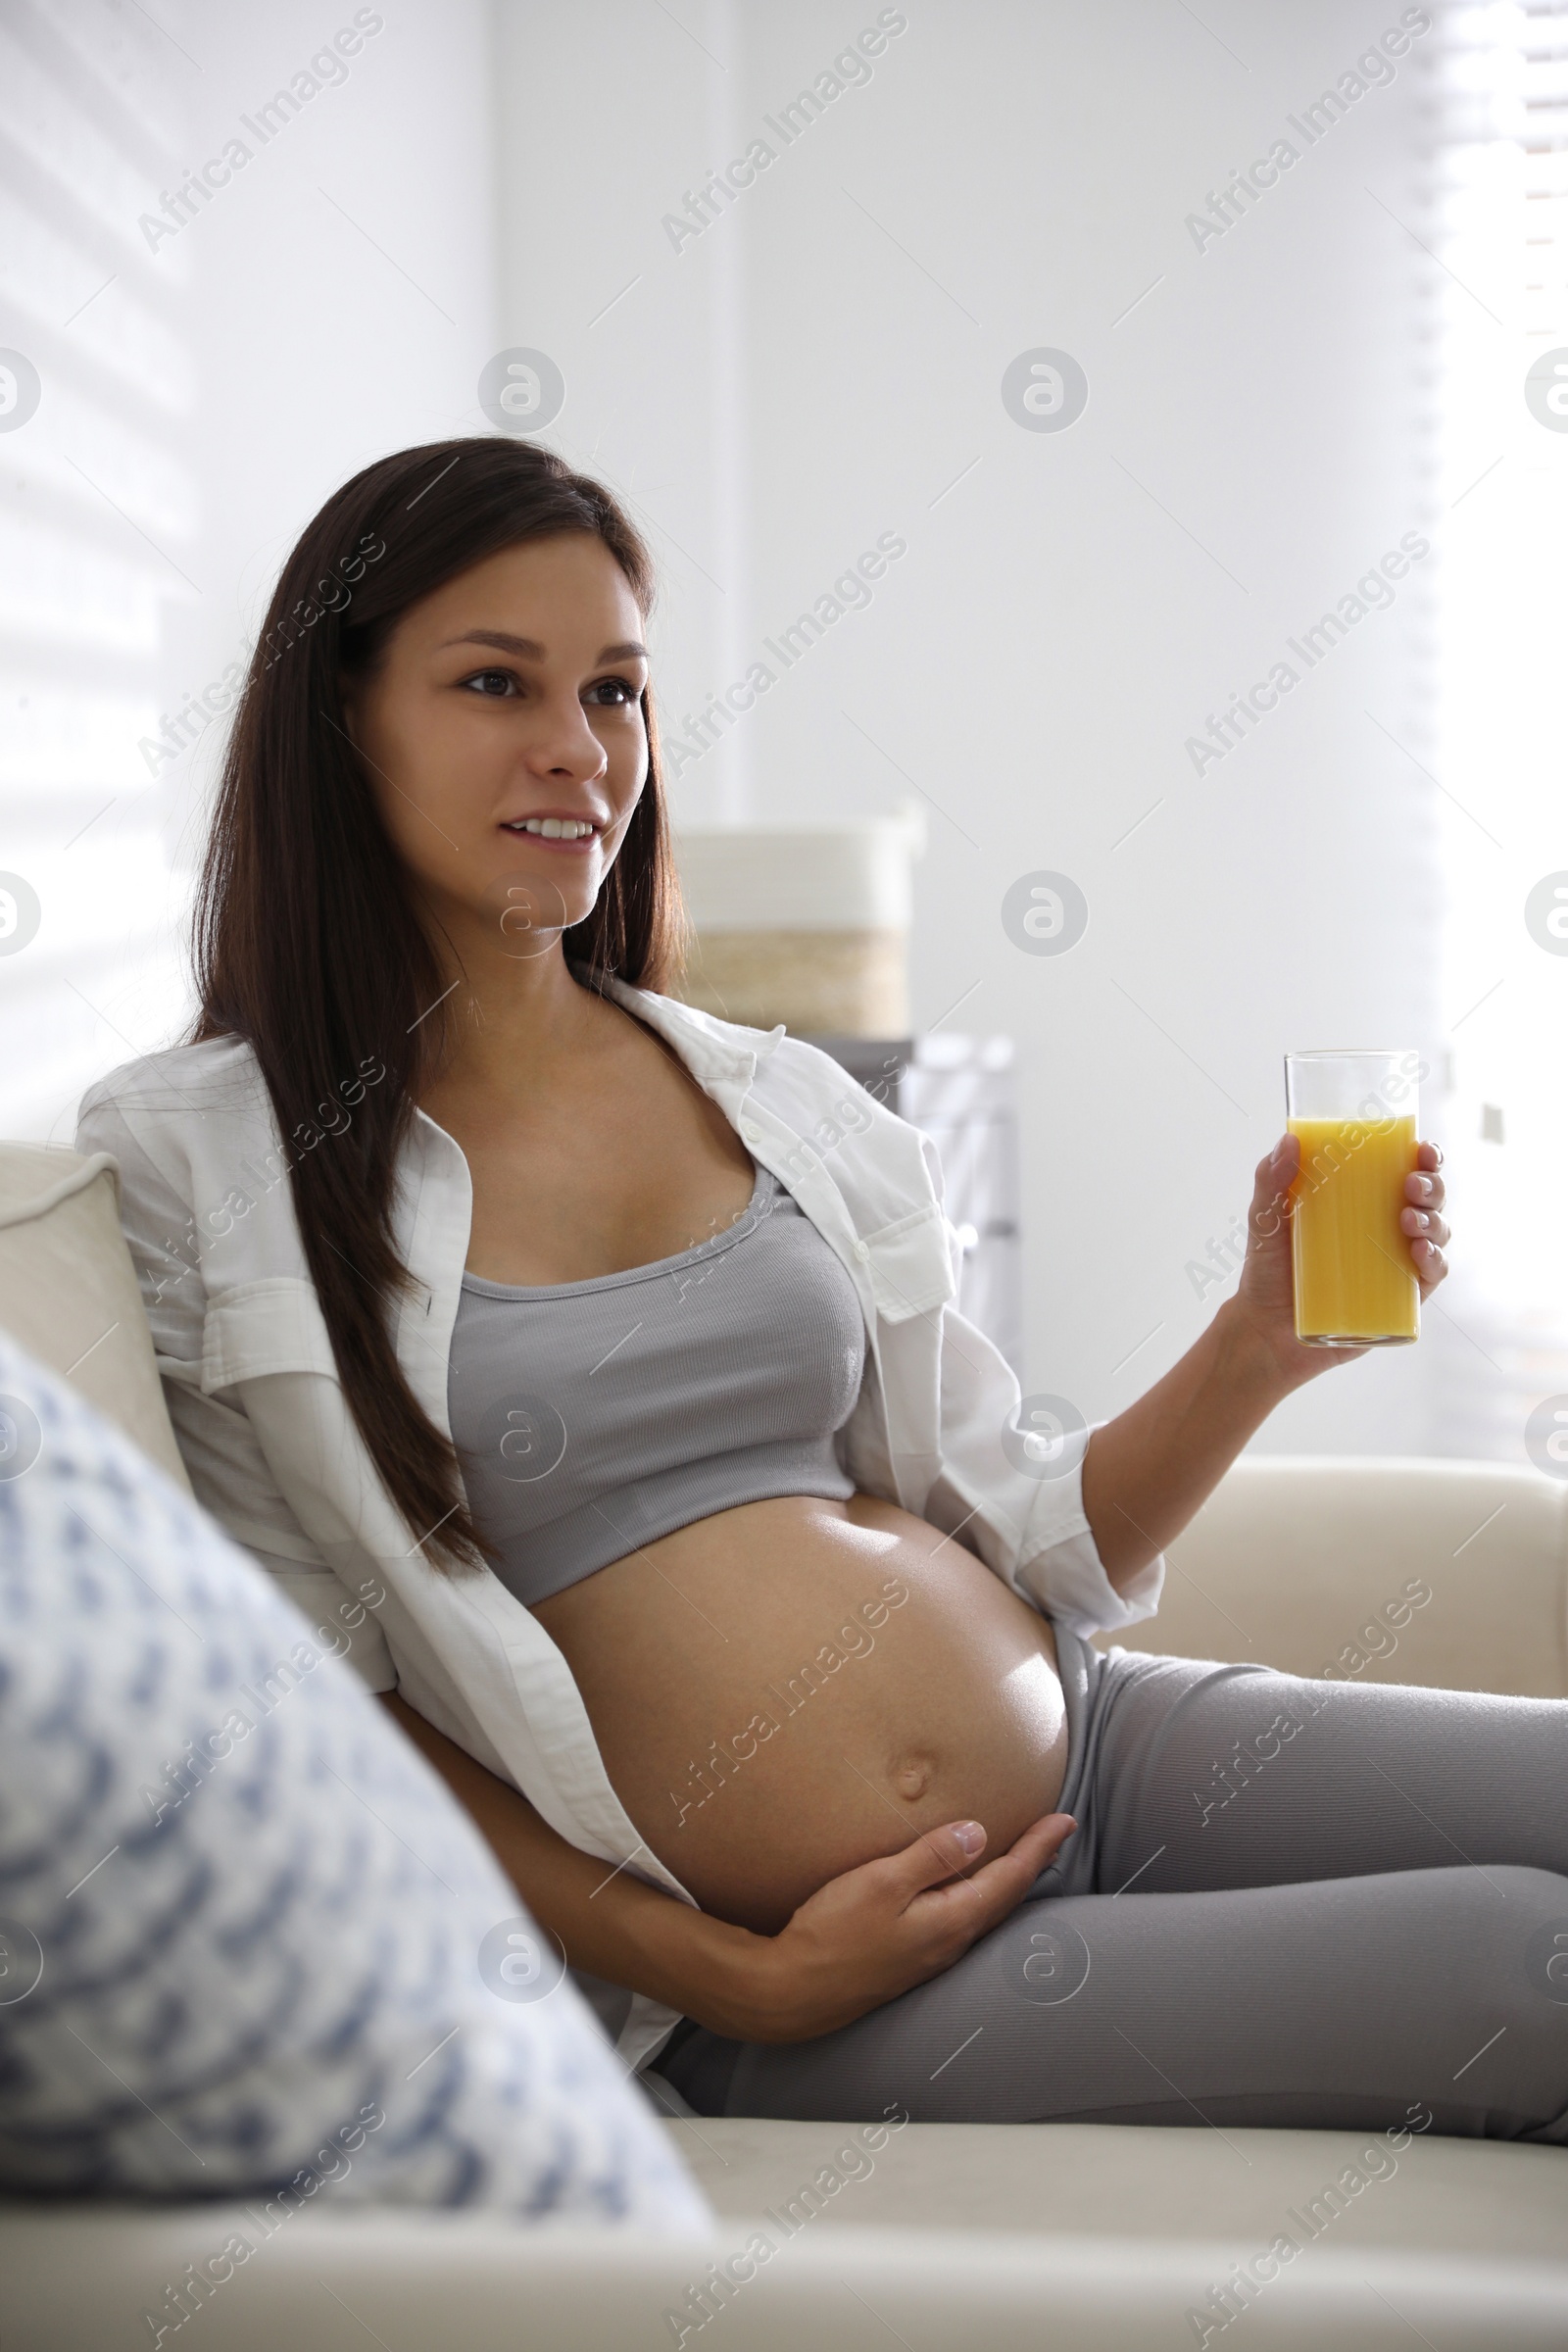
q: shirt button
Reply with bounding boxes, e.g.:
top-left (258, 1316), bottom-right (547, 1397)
top-left (742, 1122), bottom-right (761, 1144)
top-left (854, 1240), bottom-right (870, 1260)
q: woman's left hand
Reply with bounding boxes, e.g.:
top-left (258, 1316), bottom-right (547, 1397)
top-left (1230, 1134), bottom-right (1449, 1384)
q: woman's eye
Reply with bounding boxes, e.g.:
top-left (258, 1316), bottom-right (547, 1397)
top-left (585, 676), bottom-right (638, 707)
top-left (464, 669), bottom-right (516, 698)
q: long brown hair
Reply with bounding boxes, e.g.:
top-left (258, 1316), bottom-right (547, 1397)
top-left (192, 437), bottom-right (686, 1570)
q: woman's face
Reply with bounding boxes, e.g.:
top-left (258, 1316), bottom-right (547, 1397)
top-left (344, 532), bottom-right (650, 962)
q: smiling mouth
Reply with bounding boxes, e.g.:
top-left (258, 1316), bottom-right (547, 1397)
top-left (499, 815), bottom-right (604, 844)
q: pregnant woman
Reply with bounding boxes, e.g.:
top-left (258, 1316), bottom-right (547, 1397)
top-left (79, 439), bottom-right (1568, 2140)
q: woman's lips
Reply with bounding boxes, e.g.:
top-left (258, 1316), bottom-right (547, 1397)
top-left (500, 813), bottom-right (606, 851)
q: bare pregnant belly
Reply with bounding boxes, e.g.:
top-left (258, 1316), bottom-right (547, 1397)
top-left (532, 1494), bottom-right (1069, 1934)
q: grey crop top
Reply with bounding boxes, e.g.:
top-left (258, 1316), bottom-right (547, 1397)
top-left (447, 1161), bottom-right (867, 1608)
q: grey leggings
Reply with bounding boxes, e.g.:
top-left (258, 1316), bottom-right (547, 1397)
top-left (656, 1631), bottom-right (1568, 2139)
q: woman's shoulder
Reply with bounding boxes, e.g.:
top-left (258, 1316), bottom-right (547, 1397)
top-left (74, 1039), bottom-right (286, 1215)
top-left (77, 1034), bottom-right (268, 1140)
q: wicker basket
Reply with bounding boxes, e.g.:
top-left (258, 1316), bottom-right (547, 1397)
top-left (670, 815), bottom-right (924, 1038)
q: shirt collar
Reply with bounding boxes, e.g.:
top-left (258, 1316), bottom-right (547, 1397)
top-left (575, 963), bottom-right (788, 1114)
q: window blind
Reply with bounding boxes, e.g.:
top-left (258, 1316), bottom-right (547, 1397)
top-left (0, 0), bottom-right (195, 1145)
top-left (1428, 1), bottom-right (1568, 1455)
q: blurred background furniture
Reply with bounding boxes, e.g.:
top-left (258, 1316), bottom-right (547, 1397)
top-left (804, 1031), bottom-right (1024, 1375)
top-left (671, 811), bottom-right (925, 1038)
top-left (3, 1138), bottom-right (1565, 2349)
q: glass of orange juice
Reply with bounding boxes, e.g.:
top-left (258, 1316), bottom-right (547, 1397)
top-left (1284, 1050), bottom-right (1421, 1347)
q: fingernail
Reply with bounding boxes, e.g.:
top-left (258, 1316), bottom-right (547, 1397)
top-left (953, 1821), bottom-right (986, 1856)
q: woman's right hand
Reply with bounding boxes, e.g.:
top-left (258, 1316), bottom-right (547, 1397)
top-left (377, 1690), bottom-right (1077, 2053)
top-left (734, 1811), bottom-right (1077, 2044)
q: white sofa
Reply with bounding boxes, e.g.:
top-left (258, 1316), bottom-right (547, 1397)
top-left (3, 1142), bottom-right (1566, 2350)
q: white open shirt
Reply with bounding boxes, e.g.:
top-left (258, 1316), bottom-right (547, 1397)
top-left (77, 974), bottom-right (1162, 2067)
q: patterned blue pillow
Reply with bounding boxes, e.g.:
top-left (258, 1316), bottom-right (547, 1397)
top-left (0, 1333), bottom-right (710, 2230)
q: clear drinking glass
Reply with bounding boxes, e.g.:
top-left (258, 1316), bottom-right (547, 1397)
top-left (1284, 1050), bottom-right (1421, 1347)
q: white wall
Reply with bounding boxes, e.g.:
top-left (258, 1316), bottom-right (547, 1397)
top-left (159, 0), bottom-right (498, 876)
top-left (2, 0), bottom-right (1443, 1454)
top-left (493, 0), bottom-right (1442, 1453)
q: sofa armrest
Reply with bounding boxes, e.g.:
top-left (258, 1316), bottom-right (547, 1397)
top-left (1102, 1457), bottom-right (1568, 1699)
top-left (0, 1143), bottom-right (189, 1492)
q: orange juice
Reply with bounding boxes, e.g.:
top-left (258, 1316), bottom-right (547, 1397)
top-left (1288, 1115), bottom-right (1419, 1344)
